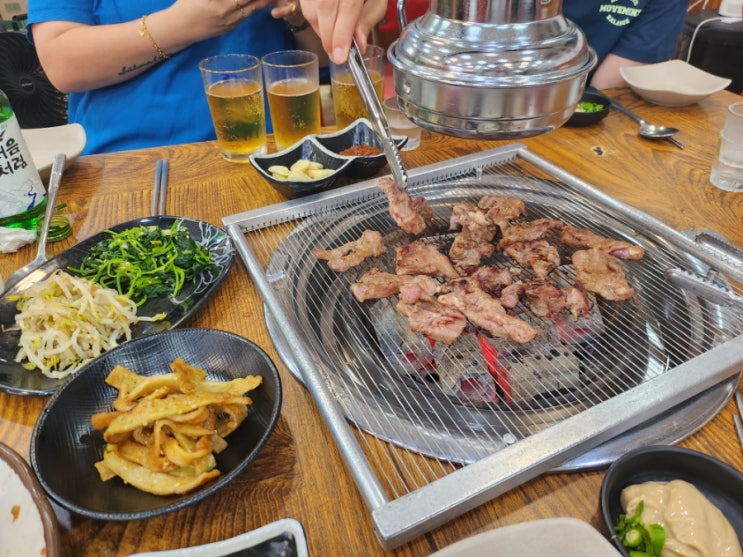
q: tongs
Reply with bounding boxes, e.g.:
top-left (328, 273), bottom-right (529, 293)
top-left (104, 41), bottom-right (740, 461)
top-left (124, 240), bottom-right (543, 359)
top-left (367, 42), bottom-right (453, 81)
top-left (347, 39), bottom-right (408, 189)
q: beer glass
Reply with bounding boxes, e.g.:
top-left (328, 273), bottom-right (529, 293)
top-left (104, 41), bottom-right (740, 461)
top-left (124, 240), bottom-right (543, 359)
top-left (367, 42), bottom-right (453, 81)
top-left (262, 50), bottom-right (321, 151)
top-left (199, 54), bottom-right (266, 162)
top-left (330, 45), bottom-right (384, 129)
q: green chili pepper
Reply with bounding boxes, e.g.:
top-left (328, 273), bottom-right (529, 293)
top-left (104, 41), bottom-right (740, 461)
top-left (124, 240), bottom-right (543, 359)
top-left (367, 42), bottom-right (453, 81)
top-left (614, 500), bottom-right (666, 557)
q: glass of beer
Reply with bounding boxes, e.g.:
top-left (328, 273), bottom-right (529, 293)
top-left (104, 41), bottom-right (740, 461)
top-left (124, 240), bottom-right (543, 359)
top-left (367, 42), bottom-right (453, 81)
top-left (262, 50), bottom-right (321, 151)
top-left (330, 45), bottom-right (385, 129)
top-left (199, 54), bottom-right (266, 162)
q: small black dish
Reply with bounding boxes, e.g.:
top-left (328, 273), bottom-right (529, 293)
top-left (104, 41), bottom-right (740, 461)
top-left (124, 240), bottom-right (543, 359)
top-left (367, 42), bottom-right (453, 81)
top-left (314, 118), bottom-right (407, 179)
top-left (565, 87), bottom-right (611, 127)
top-left (30, 328), bottom-right (282, 521)
top-left (599, 445), bottom-right (743, 556)
top-left (250, 138), bottom-right (351, 198)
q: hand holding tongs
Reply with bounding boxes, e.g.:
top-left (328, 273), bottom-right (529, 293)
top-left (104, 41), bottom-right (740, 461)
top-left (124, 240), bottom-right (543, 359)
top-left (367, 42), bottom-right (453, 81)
top-left (347, 39), bottom-right (408, 189)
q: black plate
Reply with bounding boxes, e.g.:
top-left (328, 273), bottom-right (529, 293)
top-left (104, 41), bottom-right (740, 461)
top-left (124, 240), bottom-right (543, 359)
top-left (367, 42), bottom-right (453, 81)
top-left (565, 87), bottom-right (611, 127)
top-left (599, 445), bottom-right (743, 555)
top-left (30, 328), bottom-right (282, 521)
top-left (0, 216), bottom-right (235, 396)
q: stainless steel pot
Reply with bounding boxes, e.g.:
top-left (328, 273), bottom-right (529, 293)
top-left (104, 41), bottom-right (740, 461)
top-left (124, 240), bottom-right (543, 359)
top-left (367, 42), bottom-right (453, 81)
top-left (387, 0), bottom-right (597, 138)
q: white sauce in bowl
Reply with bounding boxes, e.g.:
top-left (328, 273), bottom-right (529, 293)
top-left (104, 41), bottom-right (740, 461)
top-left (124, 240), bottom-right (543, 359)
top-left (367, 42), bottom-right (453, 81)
top-left (621, 479), bottom-right (743, 557)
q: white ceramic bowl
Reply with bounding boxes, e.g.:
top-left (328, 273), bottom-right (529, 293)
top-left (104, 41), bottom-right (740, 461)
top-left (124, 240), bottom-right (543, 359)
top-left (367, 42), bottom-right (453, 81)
top-left (620, 60), bottom-right (731, 107)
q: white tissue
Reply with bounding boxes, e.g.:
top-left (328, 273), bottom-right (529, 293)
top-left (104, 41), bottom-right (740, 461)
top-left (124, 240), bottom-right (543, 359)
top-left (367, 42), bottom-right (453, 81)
top-left (0, 226), bottom-right (37, 253)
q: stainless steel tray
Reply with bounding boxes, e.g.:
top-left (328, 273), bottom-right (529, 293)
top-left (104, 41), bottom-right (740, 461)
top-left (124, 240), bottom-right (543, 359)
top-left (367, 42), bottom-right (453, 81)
top-left (223, 143), bottom-right (743, 550)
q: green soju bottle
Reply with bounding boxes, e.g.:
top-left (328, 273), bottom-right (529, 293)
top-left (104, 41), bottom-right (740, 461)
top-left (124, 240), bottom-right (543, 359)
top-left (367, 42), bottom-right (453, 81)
top-left (0, 88), bottom-right (47, 229)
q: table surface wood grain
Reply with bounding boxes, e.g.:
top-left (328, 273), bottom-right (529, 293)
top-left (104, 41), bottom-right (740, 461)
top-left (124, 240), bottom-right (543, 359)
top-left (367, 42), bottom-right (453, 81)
top-left (1, 87), bottom-right (742, 557)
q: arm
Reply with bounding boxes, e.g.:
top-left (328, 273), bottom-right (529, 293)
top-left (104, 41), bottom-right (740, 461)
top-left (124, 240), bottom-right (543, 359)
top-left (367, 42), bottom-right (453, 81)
top-left (32, 0), bottom-right (271, 93)
top-left (590, 54), bottom-right (644, 89)
top-left (298, 0), bottom-right (387, 63)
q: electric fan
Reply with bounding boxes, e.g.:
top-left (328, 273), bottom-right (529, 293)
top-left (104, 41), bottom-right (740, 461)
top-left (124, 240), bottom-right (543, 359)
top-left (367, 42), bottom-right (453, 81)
top-left (0, 31), bottom-right (67, 129)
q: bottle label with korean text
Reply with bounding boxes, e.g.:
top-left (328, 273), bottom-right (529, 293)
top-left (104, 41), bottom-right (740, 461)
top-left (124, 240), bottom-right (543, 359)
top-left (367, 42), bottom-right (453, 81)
top-left (0, 90), bottom-right (46, 224)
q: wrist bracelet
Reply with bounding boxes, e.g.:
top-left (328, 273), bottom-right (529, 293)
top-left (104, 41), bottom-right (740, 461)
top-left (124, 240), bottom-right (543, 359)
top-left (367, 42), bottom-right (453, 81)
top-left (139, 15), bottom-right (171, 60)
top-left (285, 18), bottom-right (310, 33)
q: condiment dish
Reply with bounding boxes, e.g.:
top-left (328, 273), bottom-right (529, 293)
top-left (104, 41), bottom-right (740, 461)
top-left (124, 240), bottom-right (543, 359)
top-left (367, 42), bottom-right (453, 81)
top-left (565, 87), bottom-right (611, 127)
top-left (620, 60), bottom-right (731, 107)
top-left (249, 119), bottom-right (408, 197)
top-left (314, 118), bottom-right (407, 178)
top-left (599, 445), bottom-right (743, 555)
top-left (250, 138), bottom-right (351, 198)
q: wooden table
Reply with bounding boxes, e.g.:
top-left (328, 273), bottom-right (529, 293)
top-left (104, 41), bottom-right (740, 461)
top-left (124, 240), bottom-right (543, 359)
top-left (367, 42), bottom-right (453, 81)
top-left (2, 88), bottom-right (742, 557)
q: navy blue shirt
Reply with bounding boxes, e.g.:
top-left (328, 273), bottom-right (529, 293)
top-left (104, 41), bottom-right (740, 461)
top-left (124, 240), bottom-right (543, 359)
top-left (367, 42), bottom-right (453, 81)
top-left (563, 0), bottom-right (688, 68)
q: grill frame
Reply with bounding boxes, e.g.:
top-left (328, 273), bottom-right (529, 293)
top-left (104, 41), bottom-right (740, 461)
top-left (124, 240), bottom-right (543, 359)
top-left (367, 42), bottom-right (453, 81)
top-left (223, 143), bottom-right (743, 550)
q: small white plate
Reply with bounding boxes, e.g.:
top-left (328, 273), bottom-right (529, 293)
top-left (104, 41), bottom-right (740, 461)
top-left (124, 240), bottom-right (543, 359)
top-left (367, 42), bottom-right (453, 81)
top-left (430, 518), bottom-right (622, 557)
top-left (21, 123), bottom-right (87, 182)
top-left (129, 518), bottom-right (308, 557)
top-left (0, 442), bottom-right (61, 557)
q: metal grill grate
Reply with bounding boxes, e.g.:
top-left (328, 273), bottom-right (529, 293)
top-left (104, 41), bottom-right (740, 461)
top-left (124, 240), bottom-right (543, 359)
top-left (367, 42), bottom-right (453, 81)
top-left (223, 143), bottom-right (743, 550)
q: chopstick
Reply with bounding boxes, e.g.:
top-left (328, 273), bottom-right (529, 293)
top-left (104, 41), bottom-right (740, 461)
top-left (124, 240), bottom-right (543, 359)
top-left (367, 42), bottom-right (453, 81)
top-left (735, 391), bottom-right (743, 452)
top-left (666, 136), bottom-right (685, 150)
top-left (152, 159), bottom-right (169, 216)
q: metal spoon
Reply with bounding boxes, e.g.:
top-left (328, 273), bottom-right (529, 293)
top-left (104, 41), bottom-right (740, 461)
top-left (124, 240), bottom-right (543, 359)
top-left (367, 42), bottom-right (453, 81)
top-left (610, 98), bottom-right (682, 137)
top-left (3, 153), bottom-right (66, 293)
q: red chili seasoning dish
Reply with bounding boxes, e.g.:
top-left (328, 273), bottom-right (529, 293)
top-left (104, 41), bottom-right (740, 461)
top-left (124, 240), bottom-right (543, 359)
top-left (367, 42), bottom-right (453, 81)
top-left (339, 144), bottom-right (382, 157)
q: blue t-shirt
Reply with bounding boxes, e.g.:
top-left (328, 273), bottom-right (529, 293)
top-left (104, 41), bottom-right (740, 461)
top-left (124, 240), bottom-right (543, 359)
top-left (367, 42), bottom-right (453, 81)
top-left (563, 0), bottom-right (688, 70)
top-left (28, 1), bottom-right (296, 155)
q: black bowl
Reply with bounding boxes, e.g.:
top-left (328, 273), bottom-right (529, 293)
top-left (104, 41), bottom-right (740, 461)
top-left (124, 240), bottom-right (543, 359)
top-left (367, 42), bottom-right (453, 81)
top-left (314, 118), bottom-right (407, 179)
top-left (250, 138), bottom-right (351, 198)
top-left (30, 328), bottom-right (282, 521)
top-left (599, 445), bottom-right (743, 556)
top-left (565, 87), bottom-right (611, 127)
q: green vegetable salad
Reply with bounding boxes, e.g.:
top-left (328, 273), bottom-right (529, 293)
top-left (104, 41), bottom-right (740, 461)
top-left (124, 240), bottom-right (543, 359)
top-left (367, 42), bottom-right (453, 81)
top-left (69, 221), bottom-right (213, 306)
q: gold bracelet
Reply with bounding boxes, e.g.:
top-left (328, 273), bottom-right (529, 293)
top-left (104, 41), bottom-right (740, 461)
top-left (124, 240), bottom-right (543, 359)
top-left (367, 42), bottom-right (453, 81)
top-left (139, 15), bottom-right (170, 60)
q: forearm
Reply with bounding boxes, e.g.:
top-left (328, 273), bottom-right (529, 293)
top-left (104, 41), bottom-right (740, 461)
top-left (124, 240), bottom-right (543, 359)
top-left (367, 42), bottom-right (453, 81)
top-left (590, 54), bottom-right (643, 90)
top-left (32, 1), bottom-right (245, 93)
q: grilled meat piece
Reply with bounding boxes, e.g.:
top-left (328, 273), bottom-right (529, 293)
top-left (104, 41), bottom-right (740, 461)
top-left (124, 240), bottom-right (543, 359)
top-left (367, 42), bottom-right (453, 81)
top-left (350, 267), bottom-right (438, 303)
top-left (572, 248), bottom-right (635, 301)
top-left (560, 224), bottom-right (645, 260)
top-left (525, 282), bottom-right (591, 319)
top-left (313, 230), bottom-right (387, 272)
top-left (477, 196), bottom-right (526, 232)
top-left (396, 298), bottom-right (468, 345)
top-left (396, 239), bottom-right (460, 279)
top-left (438, 281), bottom-right (538, 343)
top-left (502, 240), bottom-right (561, 279)
top-left (377, 176), bottom-right (434, 235)
top-left (448, 203), bottom-right (498, 270)
top-left (497, 218), bottom-right (564, 248)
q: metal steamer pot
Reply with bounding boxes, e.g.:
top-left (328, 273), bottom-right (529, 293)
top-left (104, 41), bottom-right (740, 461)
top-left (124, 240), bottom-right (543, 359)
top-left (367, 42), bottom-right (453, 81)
top-left (387, 0), bottom-right (598, 138)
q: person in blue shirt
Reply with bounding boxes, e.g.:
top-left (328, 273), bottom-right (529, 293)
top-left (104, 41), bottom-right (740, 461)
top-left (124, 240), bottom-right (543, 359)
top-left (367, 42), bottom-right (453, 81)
top-left (564, 0), bottom-right (689, 89)
top-left (27, 0), bottom-right (386, 155)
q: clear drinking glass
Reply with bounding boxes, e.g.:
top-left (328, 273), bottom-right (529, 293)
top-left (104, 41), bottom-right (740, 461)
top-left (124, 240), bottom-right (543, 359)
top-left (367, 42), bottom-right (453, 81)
top-left (330, 45), bottom-right (385, 129)
top-left (199, 54), bottom-right (266, 162)
top-left (710, 101), bottom-right (743, 192)
top-left (383, 96), bottom-right (422, 150)
top-left (262, 50), bottom-right (321, 151)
